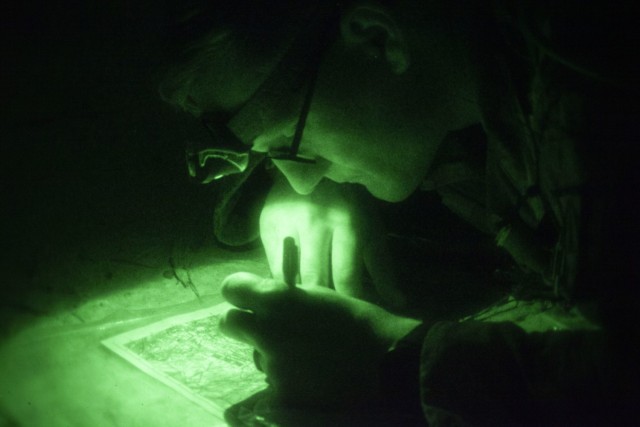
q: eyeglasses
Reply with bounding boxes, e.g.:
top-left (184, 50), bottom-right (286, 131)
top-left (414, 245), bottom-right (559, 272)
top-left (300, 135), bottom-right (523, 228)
top-left (186, 4), bottom-right (340, 184)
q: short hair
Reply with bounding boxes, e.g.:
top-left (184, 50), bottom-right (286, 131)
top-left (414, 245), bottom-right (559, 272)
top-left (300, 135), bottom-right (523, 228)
top-left (155, 0), bottom-right (442, 112)
top-left (157, 1), bottom-right (336, 108)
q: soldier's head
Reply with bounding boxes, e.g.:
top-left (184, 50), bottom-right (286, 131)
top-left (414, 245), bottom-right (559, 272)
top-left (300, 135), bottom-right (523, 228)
top-left (159, 0), bottom-right (486, 201)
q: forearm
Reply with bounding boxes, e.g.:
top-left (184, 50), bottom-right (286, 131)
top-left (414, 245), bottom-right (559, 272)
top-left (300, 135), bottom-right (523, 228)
top-left (351, 298), bottom-right (422, 351)
top-left (420, 320), bottom-right (613, 426)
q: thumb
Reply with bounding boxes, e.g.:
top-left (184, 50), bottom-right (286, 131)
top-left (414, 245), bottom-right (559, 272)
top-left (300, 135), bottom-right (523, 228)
top-left (221, 272), bottom-right (288, 311)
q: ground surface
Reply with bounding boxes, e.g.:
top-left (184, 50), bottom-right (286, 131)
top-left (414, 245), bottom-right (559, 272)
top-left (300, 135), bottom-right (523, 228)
top-left (1, 3), bottom-right (271, 424)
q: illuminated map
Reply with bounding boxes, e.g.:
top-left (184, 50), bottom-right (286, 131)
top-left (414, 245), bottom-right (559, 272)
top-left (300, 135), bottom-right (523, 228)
top-left (102, 303), bottom-right (266, 419)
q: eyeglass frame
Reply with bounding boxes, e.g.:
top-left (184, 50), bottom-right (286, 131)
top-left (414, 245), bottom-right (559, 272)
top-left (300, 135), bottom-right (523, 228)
top-left (196, 3), bottom-right (342, 179)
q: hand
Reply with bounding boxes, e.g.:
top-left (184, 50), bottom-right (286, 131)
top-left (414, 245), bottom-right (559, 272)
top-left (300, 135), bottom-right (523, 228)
top-left (219, 272), bottom-right (421, 408)
top-left (260, 176), bottom-right (404, 306)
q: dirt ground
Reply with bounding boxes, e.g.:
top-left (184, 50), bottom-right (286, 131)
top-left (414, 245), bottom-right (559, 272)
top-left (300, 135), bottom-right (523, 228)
top-left (1, 4), bottom-right (271, 424)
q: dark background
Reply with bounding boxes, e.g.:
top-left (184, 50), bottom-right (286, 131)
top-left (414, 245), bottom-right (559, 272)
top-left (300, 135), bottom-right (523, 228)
top-left (0, 0), bottom-right (510, 334)
top-left (1, 0), bottom-right (221, 333)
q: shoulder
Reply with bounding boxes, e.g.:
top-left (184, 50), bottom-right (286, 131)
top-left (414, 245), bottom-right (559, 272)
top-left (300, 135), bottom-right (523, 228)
top-left (498, 0), bottom-right (637, 86)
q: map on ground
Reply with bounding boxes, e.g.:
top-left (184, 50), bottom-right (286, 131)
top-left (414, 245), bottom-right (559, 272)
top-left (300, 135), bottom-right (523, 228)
top-left (102, 302), bottom-right (266, 419)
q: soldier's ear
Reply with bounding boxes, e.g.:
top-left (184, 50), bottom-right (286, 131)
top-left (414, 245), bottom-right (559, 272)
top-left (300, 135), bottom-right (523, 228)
top-left (339, 2), bottom-right (410, 74)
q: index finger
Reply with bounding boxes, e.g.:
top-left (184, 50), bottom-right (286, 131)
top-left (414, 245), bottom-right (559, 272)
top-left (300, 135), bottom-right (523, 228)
top-left (260, 227), bottom-right (296, 281)
top-left (299, 227), bottom-right (332, 286)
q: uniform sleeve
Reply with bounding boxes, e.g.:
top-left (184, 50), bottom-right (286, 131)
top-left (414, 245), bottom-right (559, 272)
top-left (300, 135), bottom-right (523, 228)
top-left (419, 320), bottom-right (624, 426)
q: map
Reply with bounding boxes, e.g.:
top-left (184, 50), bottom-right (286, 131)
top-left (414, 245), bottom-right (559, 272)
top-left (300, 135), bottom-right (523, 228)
top-left (102, 302), bottom-right (266, 419)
